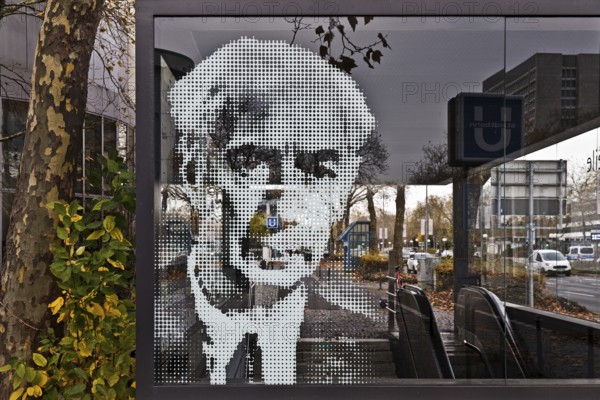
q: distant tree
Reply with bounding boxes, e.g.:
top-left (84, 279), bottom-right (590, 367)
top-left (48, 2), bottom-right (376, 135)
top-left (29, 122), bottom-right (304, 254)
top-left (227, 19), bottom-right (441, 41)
top-left (405, 195), bottom-right (453, 249)
top-left (566, 162), bottom-right (597, 236)
top-left (410, 140), bottom-right (457, 185)
top-left (391, 185), bottom-right (405, 265)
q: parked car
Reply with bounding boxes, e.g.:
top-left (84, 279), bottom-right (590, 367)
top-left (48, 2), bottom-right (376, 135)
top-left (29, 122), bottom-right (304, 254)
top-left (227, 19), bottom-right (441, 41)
top-left (529, 250), bottom-right (571, 276)
top-left (566, 246), bottom-right (594, 262)
top-left (406, 252), bottom-right (437, 274)
top-left (441, 249), bottom-right (453, 258)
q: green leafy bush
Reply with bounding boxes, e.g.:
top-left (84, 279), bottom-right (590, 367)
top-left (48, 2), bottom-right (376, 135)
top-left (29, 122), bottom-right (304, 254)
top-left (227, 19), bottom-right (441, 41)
top-left (434, 259), bottom-right (454, 290)
top-left (1, 155), bottom-right (135, 399)
top-left (356, 253), bottom-right (388, 281)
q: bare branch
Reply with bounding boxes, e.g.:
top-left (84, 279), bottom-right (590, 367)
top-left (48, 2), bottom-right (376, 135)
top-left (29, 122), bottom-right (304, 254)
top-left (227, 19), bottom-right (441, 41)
top-left (0, 0), bottom-right (45, 20)
top-left (285, 16), bottom-right (312, 45)
top-left (0, 130), bottom-right (25, 143)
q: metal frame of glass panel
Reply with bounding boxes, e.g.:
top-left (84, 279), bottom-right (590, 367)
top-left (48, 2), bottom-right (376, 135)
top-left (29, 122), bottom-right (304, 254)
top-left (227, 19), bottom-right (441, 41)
top-left (136, 1), bottom-right (600, 398)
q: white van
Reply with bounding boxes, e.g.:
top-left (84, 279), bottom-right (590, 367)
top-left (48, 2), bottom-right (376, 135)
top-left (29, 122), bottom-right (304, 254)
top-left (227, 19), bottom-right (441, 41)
top-left (566, 246), bottom-right (594, 262)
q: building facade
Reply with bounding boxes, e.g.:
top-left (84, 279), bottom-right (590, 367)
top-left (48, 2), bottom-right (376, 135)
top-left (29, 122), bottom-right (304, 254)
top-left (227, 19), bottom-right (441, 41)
top-left (483, 53), bottom-right (600, 144)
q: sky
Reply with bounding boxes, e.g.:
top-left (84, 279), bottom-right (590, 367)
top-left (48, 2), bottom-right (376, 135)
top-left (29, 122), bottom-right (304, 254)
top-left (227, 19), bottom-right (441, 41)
top-left (156, 16), bottom-right (600, 186)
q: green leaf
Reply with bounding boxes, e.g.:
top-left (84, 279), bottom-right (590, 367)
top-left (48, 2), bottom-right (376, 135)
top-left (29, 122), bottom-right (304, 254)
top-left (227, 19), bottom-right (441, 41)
top-left (99, 247), bottom-right (115, 260)
top-left (364, 16), bottom-right (374, 25)
top-left (15, 364), bottom-right (25, 379)
top-left (103, 216), bottom-right (116, 233)
top-left (107, 159), bottom-right (119, 173)
top-left (315, 25), bottom-right (324, 35)
top-left (86, 230), bottom-right (105, 241)
top-left (348, 16), bottom-right (358, 31)
top-left (86, 221), bottom-right (103, 230)
top-left (32, 353), bottom-right (47, 368)
top-left (57, 227), bottom-right (69, 240)
top-left (0, 364), bottom-right (12, 372)
top-left (68, 200), bottom-right (81, 216)
top-left (12, 374), bottom-right (22, 390)
top-left (63, 383), bottom-right (86, 397)
top-left (24, 366), bottom-right (35, 382)
top-left (50, 262), bottom-right (71, 282)
top-left (71, 368), bottom-right (87, 380)
top-left (323, 32), bottom-right (334, 44)
top-left (92, 199), bottom-right (110, 211)
top-left (31, 371), bottom-right (43, 386)
top-left (53, 202), bottom-right (67, 216)
top-left (73, 221), bottom-right (86, 232)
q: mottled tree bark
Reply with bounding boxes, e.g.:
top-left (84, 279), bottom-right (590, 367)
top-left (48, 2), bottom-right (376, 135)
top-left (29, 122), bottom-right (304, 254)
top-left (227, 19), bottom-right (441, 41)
top-left (392, 185), bottom-right (405, 266)
top-left (366, 186), bottom-right (378, 253)
top-left (0, 0), bottom-right (104, 396)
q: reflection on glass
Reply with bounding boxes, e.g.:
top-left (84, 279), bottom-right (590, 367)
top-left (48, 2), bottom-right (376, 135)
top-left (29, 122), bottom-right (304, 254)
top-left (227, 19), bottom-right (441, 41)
top-left (152, 16), bottom-right (600, 386)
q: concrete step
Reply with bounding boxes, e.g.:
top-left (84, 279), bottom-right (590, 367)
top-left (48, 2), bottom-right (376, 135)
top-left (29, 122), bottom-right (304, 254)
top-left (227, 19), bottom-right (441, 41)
top-left (295, 338), bottom-right (398, 382)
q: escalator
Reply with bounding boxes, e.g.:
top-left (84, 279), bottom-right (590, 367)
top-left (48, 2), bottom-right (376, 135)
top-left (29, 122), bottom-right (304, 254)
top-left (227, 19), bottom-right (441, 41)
top-left (395, 285), bottom-right (528, 379)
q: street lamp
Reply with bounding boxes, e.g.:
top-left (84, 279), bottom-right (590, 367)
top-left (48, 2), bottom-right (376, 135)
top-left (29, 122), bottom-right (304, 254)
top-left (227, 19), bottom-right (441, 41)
top-left (442, 237), bottom-right (447, 249)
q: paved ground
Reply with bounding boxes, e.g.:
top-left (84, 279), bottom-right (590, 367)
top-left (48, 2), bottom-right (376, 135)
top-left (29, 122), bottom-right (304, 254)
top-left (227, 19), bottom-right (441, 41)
top-left (301, 279), bottom-right (454, 338)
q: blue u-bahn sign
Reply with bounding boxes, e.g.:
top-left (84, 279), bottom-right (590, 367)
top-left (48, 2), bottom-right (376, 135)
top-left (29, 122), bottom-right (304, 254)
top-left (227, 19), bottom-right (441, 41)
top-left (449, 93), bottom-right (524, 166)
top-left (266, 216), bottom-right (280, 229)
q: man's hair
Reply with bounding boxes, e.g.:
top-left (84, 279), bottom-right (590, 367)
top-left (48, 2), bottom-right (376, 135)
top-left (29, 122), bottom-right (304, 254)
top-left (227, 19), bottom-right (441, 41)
top-left (169, 37), bottom-right (375, 194)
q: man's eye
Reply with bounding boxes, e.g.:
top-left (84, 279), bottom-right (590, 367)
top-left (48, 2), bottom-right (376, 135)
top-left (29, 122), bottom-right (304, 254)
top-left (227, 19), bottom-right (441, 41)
top-left (294, 150), bottom-right (339, 179)
top-left (226, 145), bottom-right (280, 177)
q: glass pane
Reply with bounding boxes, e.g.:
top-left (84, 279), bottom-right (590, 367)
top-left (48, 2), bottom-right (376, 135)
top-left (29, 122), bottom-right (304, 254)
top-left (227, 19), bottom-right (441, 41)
top-left (467, 18), bottom-right (600, 381)
top-left (1, 99), bottom-right (27, 189)
top-left (84, 114), bottom-right (102, 195)
top-left (104, 118), bottom-right (117, 155)
top-left (153, 14), bottom-right (600, 387)
top-left (154, 16), bottom-right (507, 386)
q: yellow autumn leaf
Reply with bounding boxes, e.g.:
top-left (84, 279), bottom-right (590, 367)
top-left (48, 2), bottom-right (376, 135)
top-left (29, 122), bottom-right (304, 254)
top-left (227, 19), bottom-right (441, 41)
top-left (107, 258), bottom-right (124, 270)
top-left (70, 214), bottom-right (82, 222)
top-left (56, 311), bottom-right (68, 323)
top-left (108, 373), bottom-right (119, 387)
top-left (109, 227), bottom-right (124, 242)
top-left (86, 230), bottom-right (105, 241)
top-left (106, 293), bottom-right (119, 306)
top-left (32, 385), bottom-right (42, 397)
top-left (104, 304), bottom-right (122, 318)
top-left (78, 340), bottom-right (92, 357)
top-left (39, 372), bottom-right (48, 387)
top-left (48, 296), bottom-right (64, 315)
top-left (86, 302), bottom-right (105, 319)
top-left (97, 266), bottom-right (109, 272)
top-left (8, 387), bottom-right (23, 400)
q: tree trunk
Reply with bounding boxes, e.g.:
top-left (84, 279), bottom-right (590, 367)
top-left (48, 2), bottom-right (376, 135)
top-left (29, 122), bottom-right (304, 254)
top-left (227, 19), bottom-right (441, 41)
top-left (392, 185), bottom-right (405, 266)
top-left (366, 186), bottom-right (378, 253)
top-left (0, 1), bottom-right (104, 396)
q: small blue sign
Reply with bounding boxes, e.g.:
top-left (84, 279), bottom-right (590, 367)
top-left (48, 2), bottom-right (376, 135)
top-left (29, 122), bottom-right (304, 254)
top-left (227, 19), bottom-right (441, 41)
top-left (266, 216), bottom-right (279, 229)
top-left (449, 93), bottom-right (524, 166)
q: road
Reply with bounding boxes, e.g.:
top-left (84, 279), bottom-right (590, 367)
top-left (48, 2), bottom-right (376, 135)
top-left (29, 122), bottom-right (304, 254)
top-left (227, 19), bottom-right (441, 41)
top-left (545, 274), bottom-right (600, 313)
